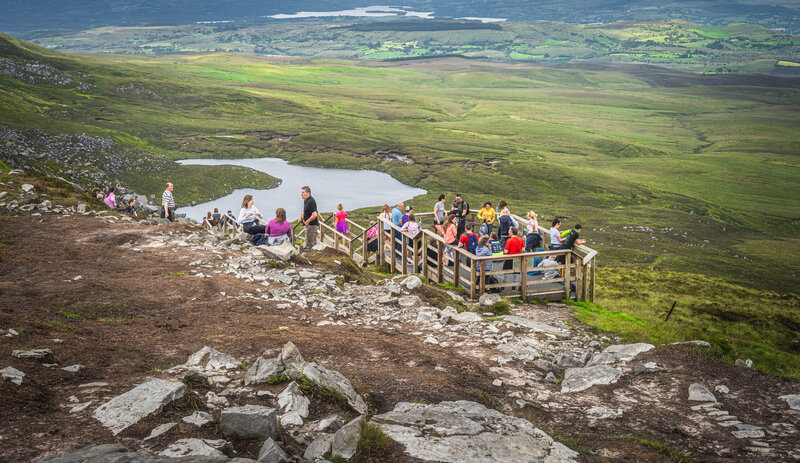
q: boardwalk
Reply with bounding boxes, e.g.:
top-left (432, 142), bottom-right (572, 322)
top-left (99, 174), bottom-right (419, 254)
top-left (210, 209), bottom-right (597, 302)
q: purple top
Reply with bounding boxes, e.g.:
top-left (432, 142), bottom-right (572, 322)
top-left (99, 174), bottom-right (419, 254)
top-left (265, 219), bottom-right (292, 238)
top-left (103, 192), bottom-right (116, 209)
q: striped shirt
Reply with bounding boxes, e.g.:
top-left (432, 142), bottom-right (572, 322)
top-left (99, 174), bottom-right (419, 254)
top-left (162, 189), bottom-right (175, 208)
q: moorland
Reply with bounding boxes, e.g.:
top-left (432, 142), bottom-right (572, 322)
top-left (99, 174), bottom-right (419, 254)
top-left (1, 26), bottom-right (798, 381)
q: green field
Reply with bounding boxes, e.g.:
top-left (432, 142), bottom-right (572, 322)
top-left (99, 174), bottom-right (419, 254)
top-left (1, 33), bottom-right (798, 376)
top-left (29, 19), bottom-right (800, 74)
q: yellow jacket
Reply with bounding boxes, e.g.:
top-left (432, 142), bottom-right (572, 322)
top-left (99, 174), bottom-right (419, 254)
top-left (478, 207), bottom-right (496, 224)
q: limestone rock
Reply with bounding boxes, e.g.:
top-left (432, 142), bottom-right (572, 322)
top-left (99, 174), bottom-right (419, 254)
top-left (585, 406), bottom-right (622, 420)
top-left (93, 378), bottom-right (186, 435)
top-left (182, 346), bottom-right (239, 373)
top-left (220, 405), bottom-right (278, 440)
top-left (478, 293), bottom-right (502, 308)
top-left (372, 401), bottom-right (578, 463)
top-left (183, 411), bottom-right (214, 427)
top-left (331, 415), bottom-right (365, 459)
top-left (317, 415), bottom-right (344, 433)
top-left (12, 348), bottom-right (54, 362)
top-left (452, 311), bottom-right (482, 323)
top-left (1, 366), bottom-right (25, 385)
top-left (561, 366), bottom-right (623, 393)
top-left (21, 183), bottom-right (34, 192)
top-left (144, 422), bottom-right (177, 441)
top-left (303, 433), bottom-right (333, 460)
top-left (688, 383), bottom-right (717, 403)
top-left (602, 343), bottom-right (654, 361)
top-left (499, 316), bottom-right (563, 335)
top-left (61, 364), bottom-right (84, 372)
top-left (497, 341), bottom-right (541, 362)
top-left (278, 381), bottom-right (310, 426)
top-left (585, 352), bottom-right (617, 367)
top-left (258, 438), bottom-right (288, 463)
top-left (244, 358), bottom-right (284, 386)
top-left (206, 391), bottom-right (229, 410)
top-left (258, 241), bottom-right (297, 262)
top-left (401, 275), bottom-right (423, 290)
top-left (398, 295), bottom-right (421, 308)
top-left (672, 340), bottom-right (711, 347)
top-left (779, 394), bottom-right (800, 411)
top-left (302, 362), bottom-right (368, 415)
top-left (76, 203), bottom-right (87, 213)
top-left (278, 342), bottom-right (305, 379)
top-left (159, 438), bottom-right (227, 458)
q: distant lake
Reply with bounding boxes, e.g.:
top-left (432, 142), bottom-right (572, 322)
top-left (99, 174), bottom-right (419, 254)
top-left (176, 158), bottom-right (426, 222)
top-left (266, 5), bottom-right (433, 20)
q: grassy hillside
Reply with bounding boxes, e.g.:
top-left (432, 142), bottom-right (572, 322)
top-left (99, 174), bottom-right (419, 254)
top-left (30, 19), bottom-right (800, 74)
top-left (1, 33), bottom-right (798, 376)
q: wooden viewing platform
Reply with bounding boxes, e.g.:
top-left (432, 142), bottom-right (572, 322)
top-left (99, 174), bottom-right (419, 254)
top-left (210, 209), bottom-right (596, 302)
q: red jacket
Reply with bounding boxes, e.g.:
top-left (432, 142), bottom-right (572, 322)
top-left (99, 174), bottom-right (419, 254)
top-left (505, 236), bottom-right (524, 255)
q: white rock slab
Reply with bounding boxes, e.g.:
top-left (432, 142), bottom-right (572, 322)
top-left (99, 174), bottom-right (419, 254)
top-left (181, 346), bottom-right (239, 372)
top-left (688, 383), bottom-right (717, 403)
top-left (779, 394), bottom-right (800, 411)
top-left (1, 366), bottom-right (25, 385)
top-left (499, 316), bottom-right (563, 335)
top-left (159, 438), bottom-right (226, 457)
top-left (93, 378), bottom-right (186, 435)
top-left (372, 401), bottom-right (578, 463)
top-left (561, 366), bottom-right (623, 393)
top-left (182, 411), bottom-right (213, 427)
top-left (602, 343), bottom-right (655, 361)
top-left (144, 422), bottom-right (177, 441)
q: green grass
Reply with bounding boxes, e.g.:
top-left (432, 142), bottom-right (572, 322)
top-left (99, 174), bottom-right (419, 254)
top-left (615, 435), bottom-right (696, 463)
top-left (353, 421), bottom-right (391, 462)
top-left (571, 268), bottom-right (800, 378)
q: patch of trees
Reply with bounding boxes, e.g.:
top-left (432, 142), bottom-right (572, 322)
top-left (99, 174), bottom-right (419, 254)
top-left (347, 20), bottom-right (503, 32)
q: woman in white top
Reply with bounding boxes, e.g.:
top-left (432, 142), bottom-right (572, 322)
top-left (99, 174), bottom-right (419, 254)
top-left (433, 194), bottom-right (446, 236)
top-left (237, 194), bottom-right (266, 234)
top-left (380, 204), bottom-right (392, 245)
top-left (525, 211), bottom-right (547, 251)
top-left (549, 218), bottom-right (565, 250)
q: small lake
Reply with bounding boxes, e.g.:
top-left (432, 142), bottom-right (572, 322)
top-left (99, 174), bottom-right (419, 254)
top-left (266, 5), bottom-right (434, 20)
top-left (176, 158), bottom-right (426, 222)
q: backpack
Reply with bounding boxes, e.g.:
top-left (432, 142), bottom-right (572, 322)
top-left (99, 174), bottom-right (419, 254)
top-left (478, 222), bottom-right (489, 236)
top-left (250, 233), bottom-right (267, 246)
top-left (561, 229), bottom-right (578, 249)
top-left (465, 233), bottom-right (478, 254)
top-left (489, 239), bottom-right (503, 256)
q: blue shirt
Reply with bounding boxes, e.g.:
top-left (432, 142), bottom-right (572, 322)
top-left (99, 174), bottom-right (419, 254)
top-left (392, 207), bottom-right (403, 227)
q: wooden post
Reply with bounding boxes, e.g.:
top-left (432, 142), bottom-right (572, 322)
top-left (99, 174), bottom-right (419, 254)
top-left (436, 240), bottom-right (444, 284)
top-left (564, 251), bottom-right (572, 300)
top-left (520, 255), bottom-right (527, 302)
top-left (412, 236), bottom-right (420, 274)
top-left (590, 259), bottom-right (596, 302)
top-left (453, 251), bottom-right (460, 289)
top-left (362, 236), bottom-right (368, 265)
top-left (401, 233), bottom-right (408, 274)
top-left (422, 240), bottom-right (429, 279)
top-left (574, 256), bottom-right (583, 301)
top-left (378, 228), bottom-right (385, 267)
top-left (469, 258), bottom-right (477, 300)
top-left (479, 260), bottom-right (486, 296)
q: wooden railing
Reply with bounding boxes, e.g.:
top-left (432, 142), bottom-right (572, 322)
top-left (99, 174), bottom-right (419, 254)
top-left (208, 207), bottom-right (595, 301)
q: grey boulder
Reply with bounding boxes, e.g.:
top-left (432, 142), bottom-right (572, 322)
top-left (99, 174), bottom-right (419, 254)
top-left (303, 433), bottom-right (333, 461)
top-left (220, 405), bottom-right (278, 440)
top-left (1, 366), bottom-right (25, 385)
top-left (688, 383), bottom-right (717, 403)
top-left (93, 378), bottom-right (186, 435)
top-left (279, 342), bottom-right (306, 379)
top-left (331, 415), bottom-right (365, 459)
top-left (160, 439), bottom-right (227, 458)
top-left (779, 394), bottom-right (800, 411)
top-left (302, 362), bottom-right (368, 415)
top-left (244, 358), bottom-right (284, 386)
top-left (372, 401), bottom-right (578, 463)
top-left (258, 241), bottom-right (297, 262)
top-left (602, 343), bottom-right (654, 361)
top-left (257, 438), bottom-right (288, 463)
top-left (560, 366), bottom-right (623, 393)
top-left (12, 348), bottom-right (54, 362)
top-left (401, 275), bottom-right (423, 290)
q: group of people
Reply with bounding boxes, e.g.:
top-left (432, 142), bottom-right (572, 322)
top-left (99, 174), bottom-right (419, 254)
top-left (232, 186), bottom-right (322, 252)
top-left (376, 194), bottom-right (586, 285)
top-left (92, 186), bottom-right (139, 218)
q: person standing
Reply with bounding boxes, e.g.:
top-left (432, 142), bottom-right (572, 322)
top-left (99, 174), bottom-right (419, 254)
top-left (433, 194), bottom-right (446, 236)
top-left (454, 193), bottom-right (469, 239)
top-left (299, 186), bottom-right (319, 252)
top-left (477, 201), bottom-right (496, 237)
top-left (335, 203), bottom-right (349, 248)
top-left (162, 182), bottom-right (175, 222)
top-left (391, 202), bottom-right (404, 255)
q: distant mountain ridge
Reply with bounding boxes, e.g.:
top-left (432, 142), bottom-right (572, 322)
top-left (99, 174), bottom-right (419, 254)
top-left (2, 0), bottom-right (799, 35)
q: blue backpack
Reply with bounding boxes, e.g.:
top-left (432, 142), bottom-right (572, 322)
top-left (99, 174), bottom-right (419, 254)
top-left (465, 233), bottom-right (478, 254)
top-left (251, 233), bottom-right (268, 246)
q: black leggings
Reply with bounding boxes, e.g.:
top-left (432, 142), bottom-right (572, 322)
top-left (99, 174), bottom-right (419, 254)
top-left (243, 222), bottom-right (266, 235)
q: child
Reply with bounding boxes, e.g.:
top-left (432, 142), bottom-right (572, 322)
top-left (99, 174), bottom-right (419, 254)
top-left (402, 206), bottom-right (413, 225)
top-left (399, 213), bottom-right (420, 237)
top-left (489, 232), bottom-right (503, 257)
top-left (335, 203), bottom-right (349, 247)
top-left (458, 223), bottom-right (479, 254)
top-left (477, 201), bottom-right (496, 237)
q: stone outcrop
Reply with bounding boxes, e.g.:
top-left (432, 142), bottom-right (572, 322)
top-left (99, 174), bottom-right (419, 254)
top-left (220, 405), bottom-right (278, 440)
top-left (372, 401), bottom-right (578, 462)
top-left (93, 378), bottom-right (186, 435)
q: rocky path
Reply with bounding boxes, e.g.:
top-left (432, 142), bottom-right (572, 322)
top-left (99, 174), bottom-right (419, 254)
top-left (0, 176), bottom-right (798, 462)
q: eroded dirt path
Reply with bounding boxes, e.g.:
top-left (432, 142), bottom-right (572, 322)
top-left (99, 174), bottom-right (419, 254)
top-left (0, 204), bottom-right (798, 462)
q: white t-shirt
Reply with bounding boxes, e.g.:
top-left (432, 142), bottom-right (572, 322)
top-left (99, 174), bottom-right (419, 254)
top-left (238, 206), bottom-right (262, 225)
top-left (434, 201), bottom-right (445, 223)
top-left (550, 227), bottom-right (561, 246)
top-left (527, 219), bottom-right (538, 235)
